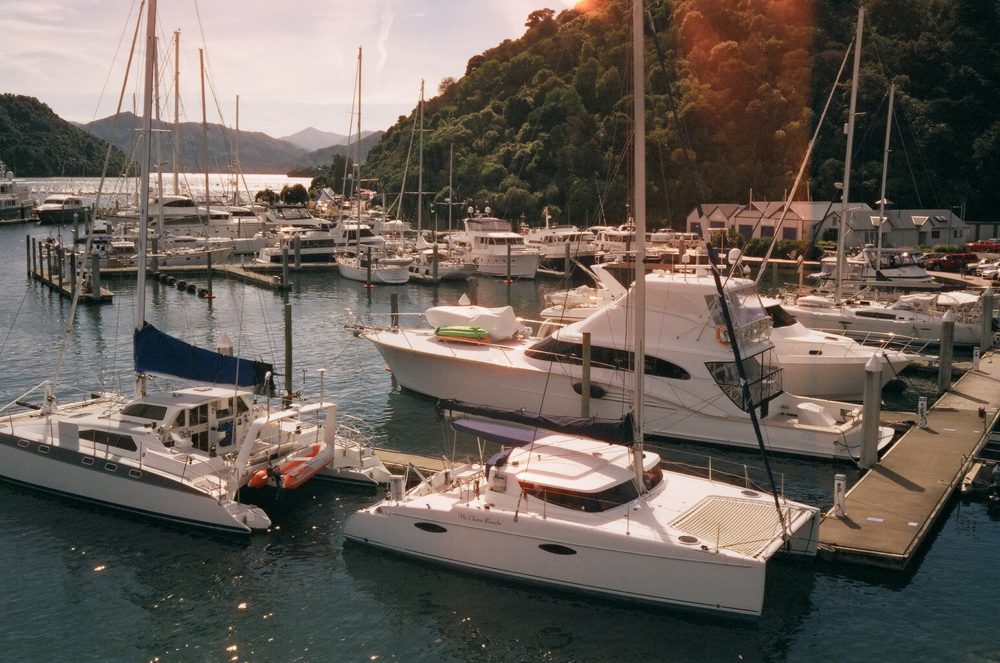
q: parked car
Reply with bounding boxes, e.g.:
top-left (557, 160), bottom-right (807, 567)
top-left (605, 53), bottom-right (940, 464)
top-left (966, 239), bottom-right (1000, 252)
top-left (922, 252), bottom-right (979, 272)
top-left (916, 252), bottom-right (941, 268)
top-left (972, 257), bottom-right (1000, 276)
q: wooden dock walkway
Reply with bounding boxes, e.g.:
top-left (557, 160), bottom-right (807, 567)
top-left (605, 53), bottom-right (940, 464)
top-left (30, 269), bottom-right (113, 303)
top-left (818, 351), bottom-right (1000, 568)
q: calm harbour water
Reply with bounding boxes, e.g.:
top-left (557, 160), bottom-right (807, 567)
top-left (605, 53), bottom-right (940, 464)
top-left (1, 204), bottom-right (998, 662)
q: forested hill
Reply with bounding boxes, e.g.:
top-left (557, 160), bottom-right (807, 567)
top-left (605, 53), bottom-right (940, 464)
top-left (363, 0), bottom-right (1000, 227)
top-left (0, 94), bottom-right (128, 177)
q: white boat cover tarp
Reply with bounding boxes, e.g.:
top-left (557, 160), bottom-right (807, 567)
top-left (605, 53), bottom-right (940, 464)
top-left (425, 305), bottom-right (528, 340)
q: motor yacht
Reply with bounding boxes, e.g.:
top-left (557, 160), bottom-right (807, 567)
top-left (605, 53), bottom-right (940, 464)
top-left (354, 268), bottom-right (896, 460)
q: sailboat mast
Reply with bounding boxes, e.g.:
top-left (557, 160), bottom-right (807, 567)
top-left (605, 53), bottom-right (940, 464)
top-left (448, 143), bottom-right (454, 231)
top-left (876, 83), bottom-right (895, 270)
top-left (136, 0), bottom-right (156, 334)
top-left (417, 79), bottom-right (424, 234)
top-left (236, 94), bottom-right (244, 204)
top-left (153, 36), bottom-right (165, 242)
top-left (631, 0), bottom-right (646, 492)
top-left (355, 47), bottom-right (362, 226)
top-left (835, 6), bottom-right (863, 304)
top-left (134, 0), bottom-right (156, 398)
top-left (200, 48), bottom-right (211, 222)
top-left (172, 29), bottom-right (180, 196)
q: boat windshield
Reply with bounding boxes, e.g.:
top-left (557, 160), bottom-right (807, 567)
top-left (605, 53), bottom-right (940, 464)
top-left (765, 304), bottom-right (798, 328)
top-left (121, 402), bottom-right (169, 421)
top-left (520, 477), bottom-right (641, 512)
top-left (467, 218), bottom-right (512, 232)
top-left (705, 348), bottom-right (783, 412)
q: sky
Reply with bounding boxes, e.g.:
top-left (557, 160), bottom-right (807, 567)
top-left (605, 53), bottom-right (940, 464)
top-left (5, 0), bottom-right (578, 139)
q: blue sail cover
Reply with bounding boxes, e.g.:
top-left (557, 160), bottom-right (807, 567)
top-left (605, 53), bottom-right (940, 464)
top-left (134, 323), bottom-right (274, 394)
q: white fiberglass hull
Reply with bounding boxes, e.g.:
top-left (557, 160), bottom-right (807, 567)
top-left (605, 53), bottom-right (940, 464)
top-left (365, 330), bottom-right (892, 460)
top-left (787, 304), bottom-right (983, 348)
top-left (0, 432), bottom-right (266, 533)
top-left (473, 252), bottom-right (540, 279)
top-left (337, 260), bottom-right (410, 284)
top-left (769, 324), bottom-right (919, 401)
top-left (345, 455), bottom-right (819, 617)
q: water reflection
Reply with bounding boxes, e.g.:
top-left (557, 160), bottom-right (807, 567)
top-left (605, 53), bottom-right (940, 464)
top-left (342, 541), bottom-right (786, 662)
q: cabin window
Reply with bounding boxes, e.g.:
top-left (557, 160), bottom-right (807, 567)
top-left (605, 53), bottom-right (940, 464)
top-left (121, 403), bottom-right (168, 421)
top-left (520, 478), bottom-right (639, 512)
top-left (525, 337), bottom-right (690, 380)
top-left (79, 429), bottom-right (138, 452)
top-left (855, 311), bottom-right (899, 320)
top-left (764, 304), bottom-right (798, 329)
top-left (705, 348), bottom-right (782, 412)
top-left (215, 398), bottom-right (235, 419)
top-left (190, 404), bottom-right (209, 426)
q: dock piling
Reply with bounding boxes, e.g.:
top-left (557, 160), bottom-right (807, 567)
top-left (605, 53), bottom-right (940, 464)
top-left (833, 473), bottom-right (846, 517)
top-left (980, 288), bottom-right (994, 349)
top-left (938, 310), bottom-right (955, 392)
top-left (206, 252), bottom-right (213, 296)
top-left (90, 252), bottom-right (101, 296)
top-left (281, 245), bottom-right (289, 286)
top-left (860, 355), bottom-right (882, 468)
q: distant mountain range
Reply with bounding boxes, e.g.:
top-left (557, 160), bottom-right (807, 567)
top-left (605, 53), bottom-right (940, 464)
top-left (80, 112), bottom-right (384, 175)
top-left (278, 126), bottom-right (377, 152)
top-left (0, 95), bottom-right (386, 177)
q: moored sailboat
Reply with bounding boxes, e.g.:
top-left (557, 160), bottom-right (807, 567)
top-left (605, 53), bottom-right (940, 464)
top-left (0, 0), bottom-right (389, 533)
top-left (344, 1), bottom-right (820, 617)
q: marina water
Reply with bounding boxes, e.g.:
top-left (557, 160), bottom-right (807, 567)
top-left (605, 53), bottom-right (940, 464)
top-left (1, 189), bottom-right (998, 661)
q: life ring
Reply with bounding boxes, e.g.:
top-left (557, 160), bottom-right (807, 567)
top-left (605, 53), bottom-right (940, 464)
top-left (715, 326), bottom-right (731, 345)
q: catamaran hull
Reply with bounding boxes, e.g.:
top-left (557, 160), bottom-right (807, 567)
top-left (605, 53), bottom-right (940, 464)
top-left (344, 505), bottom-right (768, 616)
top-left (0, 433), bottom-right (266, 533)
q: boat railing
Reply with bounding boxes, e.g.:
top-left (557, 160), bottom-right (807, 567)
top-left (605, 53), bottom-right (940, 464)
top-left (335, 412), bottom-right (381, 451)
top-left (656, 447), bottom-right (789, 499)
top-left (346, 316), bottom-right (530, 366)
top-left (813, 327), bottom-right (935, 355)
top-left (139, 446), bottom-right (230, 499)
top-left (731, 316), bottom-right (772, 345)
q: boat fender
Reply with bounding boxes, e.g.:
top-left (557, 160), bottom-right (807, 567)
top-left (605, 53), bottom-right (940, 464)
top-left (715, 326), bottom-right (731, 345)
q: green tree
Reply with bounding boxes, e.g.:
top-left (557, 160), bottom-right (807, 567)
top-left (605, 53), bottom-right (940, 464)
top-left (280, 184), bottom-right (309, 204)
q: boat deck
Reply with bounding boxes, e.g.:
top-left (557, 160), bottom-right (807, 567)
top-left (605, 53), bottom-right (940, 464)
top-left (818, 351), bottom-right (1000, 568)
top-left (373, 448), bottom-right (447, 476)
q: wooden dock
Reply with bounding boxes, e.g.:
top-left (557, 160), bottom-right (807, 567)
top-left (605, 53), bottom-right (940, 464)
top-left (26, 236), bottom-right (113, 303)
top-left (818, 352), bottom-right (1000, 568)
top-left (30, 269), bottom-right (113, 303)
